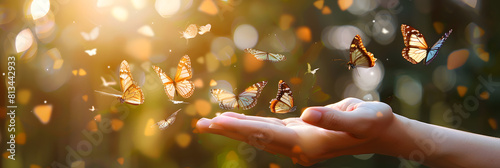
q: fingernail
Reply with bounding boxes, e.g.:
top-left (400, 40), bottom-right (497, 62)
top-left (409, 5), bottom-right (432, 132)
top-left (197, 118), bottom-right (211, 127)
top-left (301, 109), bottom-right (322, 123)
top-left (208, 123), bottom-right (223, 129)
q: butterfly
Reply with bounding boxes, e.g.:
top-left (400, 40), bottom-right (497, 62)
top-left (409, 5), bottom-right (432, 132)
top-left (180, 24), bottom-right (198, 40)
top-left (244, 48), bottom-right (286, 62)
top-left (347, 35), bottom-right (377, 70)
top-left (85, 48), bottom-right (97, 56)
top-left (152, 55), bottom-right (195, 100)
top-left (95, 60), bottom-right (145, 105)
top-left (156, 109), bottom-right (181, 130)
top-left (198, 24), bottom-right (211, 35)
top-left (81, 27), bottom-right (99, 41)
top-left (401, 24), bottom-right (453, 65)
top-left (211, 81), bottom-right (268, 110)
top-left (306, 63), bottom-right (319, 75)
top-left (269, 80), bottom-right (296, 113)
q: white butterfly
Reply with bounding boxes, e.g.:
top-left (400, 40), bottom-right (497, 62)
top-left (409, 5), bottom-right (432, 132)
top-left (81, 27), bottom-right (100, 41)
top-left (89, 106), bottom-right (96, 112)
top-left (100, 76), bottom-right (117, 87)
top-left (306, 63), bottom-right (319, 75)
top-left (180, 24), bottom-right (198, 40)
top-left (198, 24), bottom-right (211, 35)
top-left (85, 48), bottom-right (97, 56)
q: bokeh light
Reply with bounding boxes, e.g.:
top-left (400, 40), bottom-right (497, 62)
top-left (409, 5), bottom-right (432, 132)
top-left (395, 75), bottom-right (422, 106)
top-left (433, 66), bottom-right (457, 92)
top-left (2, 0), bottom-right (500, 167)
top-left (233, 24), bottom-right (258, 50)
top-left (155, 0), bottom-right (181, 17)
top-left (353, 61), bottom-right (384, 91)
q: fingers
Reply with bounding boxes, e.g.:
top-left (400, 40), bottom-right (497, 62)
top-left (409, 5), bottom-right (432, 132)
top-left (196, 116), bottom-right (297, 155)
top-left (210, 116), bottom-right (297, 148)
top-left (325, 97), bottom-right (364, 111)
top-left (220, 112), bottom-right (285, 126)
top-left (300, 107), bottom-right (370, 137)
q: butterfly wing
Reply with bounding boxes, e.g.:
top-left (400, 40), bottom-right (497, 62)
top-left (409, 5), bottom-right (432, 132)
top-left (211, 89), bottom-right (238, 110)
top-left (122, 84), bottom-right (145, 105)
top-left (157, 109), bottom-right (181, 130)
top-left (237, 81), bottom-right (268, 110)
top-left (425, 29), bottom-right (453, 65)
top-left (174, 55), bottom-right (195, 99)
top-left (401, 24), bottom-right (428, 64)
top-left (181, 24), bottom-right (198, 39)
top-left (198, 24), bottom-right (211, 35)
top-left (244, 48), bottom-right (286, 62)
top-left (152, 65), bottom-right (176, 100)
top-left (270, 80), bottom-right (295, 113)
top-left (348, 35), bottom-right (377, 69)
top-left (119, 60), bottom-right (144, 105)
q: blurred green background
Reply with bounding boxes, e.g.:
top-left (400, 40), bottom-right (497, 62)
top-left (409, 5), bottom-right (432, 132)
top-left (1, 0), bottom-right (499, 167)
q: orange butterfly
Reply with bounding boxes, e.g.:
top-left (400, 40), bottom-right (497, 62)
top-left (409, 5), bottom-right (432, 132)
top-left (95, 60), bottom-right (144, 105)
top-left (270, 80), bottom-right (296, 113)
top-left (347, 35), bottom-right (377, 70)
top-left (152, 55), bottom-right (195, 100)
top-left (211, 81), bottom-right (268, 110)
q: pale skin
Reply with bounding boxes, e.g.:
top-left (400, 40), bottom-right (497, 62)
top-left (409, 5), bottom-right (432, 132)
top-left (196, 97), bottom-right (500, 167)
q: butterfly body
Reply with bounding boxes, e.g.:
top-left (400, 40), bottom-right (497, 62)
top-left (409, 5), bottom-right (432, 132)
top-left (152, 55), bottom-right (195, 100)
top-left (211, 81), bottom-right (268, 110)
top-left (244, 48), bottom-right (286, 62)
top-left (347, 35), bottom-right (377, 70)
top-left (270, 80), bottom-right (296, 113)
top-left (95, 60), bottom-right (144, 105)
top-left (401, 24), bottom-right (452, 65)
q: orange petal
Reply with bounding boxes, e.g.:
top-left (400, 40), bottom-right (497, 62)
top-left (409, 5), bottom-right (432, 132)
top-left (338, 0), bottom-right (353, 11)
top-left (34, 104), bottom-right (52, 124)
top-left (489, 118), bottom-right (497, 130)
top-left (456, 85), bottom-right (467, 97)
top-left (117, 157), bottom-right (124, 165)
top-left (111, 119), bottom-right (124, 131)
top-left (447, 49), bottom-right (469, 70)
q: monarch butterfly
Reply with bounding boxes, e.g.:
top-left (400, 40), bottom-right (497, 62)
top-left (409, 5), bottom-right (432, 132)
top-left (152, 55), bottom-right (195, 100)
top-left (269, 80), bottom-right (296, 113)
top-left (156, 109), bottom-right (181, 130)
top-left (211, 81), bottom-right (268, 110)
top-left (244, 48), bottom-right (286, 62)
top-left (401, 24), bottom-right (453, 65)
top-left (95, 60), bottom-right (145, 105)
top-left (347, 35), bottom-right (377, 70)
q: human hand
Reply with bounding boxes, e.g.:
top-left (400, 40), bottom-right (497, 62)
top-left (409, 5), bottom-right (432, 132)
top-left (196, 98), bottom-right (397, 166)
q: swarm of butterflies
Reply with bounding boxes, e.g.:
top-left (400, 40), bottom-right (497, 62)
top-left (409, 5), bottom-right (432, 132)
top-left (95, 24), bottom-right (452, 130)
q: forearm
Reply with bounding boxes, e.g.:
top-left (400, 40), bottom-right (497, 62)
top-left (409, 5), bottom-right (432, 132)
top-left (376, 114), bottom-right (500, 167)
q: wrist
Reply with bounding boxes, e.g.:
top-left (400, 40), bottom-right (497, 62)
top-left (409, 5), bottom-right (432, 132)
top-left (371, 114), bottom-right (416, 157)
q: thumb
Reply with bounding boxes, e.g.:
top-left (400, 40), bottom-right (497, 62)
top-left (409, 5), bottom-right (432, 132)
top-left (301, 107), bottom-right (367, 134)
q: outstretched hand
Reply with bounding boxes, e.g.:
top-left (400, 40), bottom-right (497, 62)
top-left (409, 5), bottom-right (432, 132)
top-left (196, 98), bottom-right (396, 166)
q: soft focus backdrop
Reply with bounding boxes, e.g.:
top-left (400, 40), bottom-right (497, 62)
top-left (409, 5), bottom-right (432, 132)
top-left (1, 0), bottom-right (499, 167)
